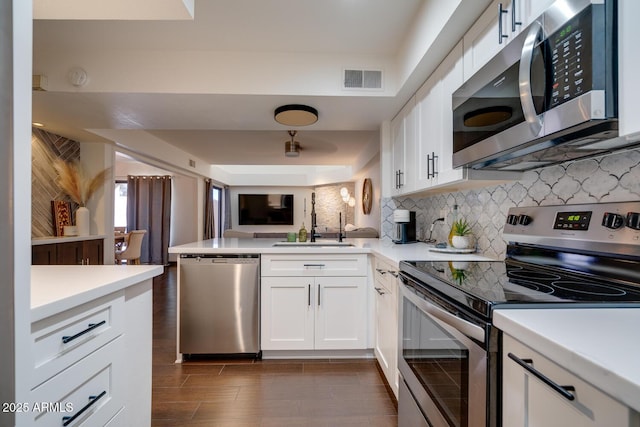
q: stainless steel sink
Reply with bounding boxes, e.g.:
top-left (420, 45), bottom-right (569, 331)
top-left (272, 241), bottom-right (354, 247)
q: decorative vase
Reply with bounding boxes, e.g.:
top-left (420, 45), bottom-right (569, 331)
top-left (451, 235), bottom-right (469, 249)
top-left (75, 206), bottom-right (90, 236)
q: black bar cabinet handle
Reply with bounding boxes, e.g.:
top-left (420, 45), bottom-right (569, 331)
top-left (62, 390), bottom-right (107, 426)
top-left (317, 284), bottom-right (321, 306)
top-left (308, 284), bottom-right (311, 306)
top-left (429, 152), bottom-right (438, 178)
top-left (62, 320), bottom-right (106, 344)
top-left (508, 353), bottom-right (576, 401)
top-left (512, 0), bottom-right (522, 32)
top-left (374, 287), bottom-right (385, 295)
top-left (498, 3), bottom-right (509, 44)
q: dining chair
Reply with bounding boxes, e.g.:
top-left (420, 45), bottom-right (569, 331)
top-left (115, 229), bottom-right (147, 264)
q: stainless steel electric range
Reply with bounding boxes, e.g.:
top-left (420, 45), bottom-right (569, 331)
top-left (397, 201), bottom-right (640, 427)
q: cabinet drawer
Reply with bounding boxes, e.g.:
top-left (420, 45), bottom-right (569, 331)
top-left (503, 334), bottom-right (631, 426)
top-left (31, 292), bottom-right (125, 388)
top-left (374, 257), bottom-right (398, 293)
top-left (261, 254), bottom-right (367, 277)
top-left (30, 336), bottom-right (124, 427)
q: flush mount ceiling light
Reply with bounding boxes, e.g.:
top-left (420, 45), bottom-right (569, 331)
top-left (285, 130), bottom-right (301, 157)
top-left (274, 104), bottom-right (318, 127)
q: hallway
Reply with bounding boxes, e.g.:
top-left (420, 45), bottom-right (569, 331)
top-left (151, 264), bottom-right (398, 426)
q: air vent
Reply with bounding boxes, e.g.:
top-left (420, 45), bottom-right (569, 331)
top-left (343, 69), bottom-right (383, 89)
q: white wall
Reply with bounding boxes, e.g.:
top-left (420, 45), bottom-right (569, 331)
top-left (81, 142), bottom-right (115, 263)
top-left (353, 154), bottom-right (381, 230)
top-left (230, 186), bottom-right (314, 233)
top-left (170, 175), bottom-right (199, 261)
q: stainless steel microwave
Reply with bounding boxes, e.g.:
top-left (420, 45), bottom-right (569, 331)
top-left (452, 0), bottom-right (628, 171)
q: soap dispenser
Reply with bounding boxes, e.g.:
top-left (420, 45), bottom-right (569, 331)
top-left (298, 222), bottom-right (308, 242)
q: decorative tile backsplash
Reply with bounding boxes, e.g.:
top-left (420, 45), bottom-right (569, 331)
top-left (382, 148), bottom-right (640, 258)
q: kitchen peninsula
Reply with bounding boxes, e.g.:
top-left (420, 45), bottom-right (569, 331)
top-left (169, 237), bottom-right (495, 365)
top-left (29, 265), bottom-right (163, 426)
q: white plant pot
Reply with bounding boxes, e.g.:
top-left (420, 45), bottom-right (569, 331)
top-left (451, 235), bottom-right (470, 249)
top-left (75, 206), bottom-right (90, 236)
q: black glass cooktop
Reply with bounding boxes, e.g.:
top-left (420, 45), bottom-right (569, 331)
top-left (399, 256), bottom-right (640, 320)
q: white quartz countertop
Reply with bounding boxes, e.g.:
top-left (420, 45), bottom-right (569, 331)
top-left (494, 308), bottom-right (640, 413)
top-left (168, 238), bottom-right (498, 265)
top-left (31, 265), bottom-right (164, 321)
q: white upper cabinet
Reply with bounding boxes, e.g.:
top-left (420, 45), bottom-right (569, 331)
top-left (414, 41), bottom-right (519, 193)
top-left (416, 42), bottom-right (465, 190)
top-left (463, 0), bottom-right (555, 82)
top-left (390, 97), bottom-right (417, 196)
top-left (463, 0), bottom-right (513, 81)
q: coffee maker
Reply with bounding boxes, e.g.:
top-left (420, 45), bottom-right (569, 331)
top-left (393, 209), bottom-right (417, 244)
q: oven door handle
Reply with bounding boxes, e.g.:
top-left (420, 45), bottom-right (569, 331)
top-left (422, 296), bottom-right (485, 343)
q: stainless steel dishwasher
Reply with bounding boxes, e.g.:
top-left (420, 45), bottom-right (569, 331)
top-left (179, 254), bottom-right (260, 357)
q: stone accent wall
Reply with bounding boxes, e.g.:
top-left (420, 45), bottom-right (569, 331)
top-left (314, 183), bottom-right (355, 231)
top-left (381, 148), bottom-right (640, 259)
top-left (31, 128), bottom-right (80, 237)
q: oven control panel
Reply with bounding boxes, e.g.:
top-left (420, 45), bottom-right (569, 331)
top-left (553, 211), bottom-right (592, 230)
top-left (503, 202), bottom-right (640, 255)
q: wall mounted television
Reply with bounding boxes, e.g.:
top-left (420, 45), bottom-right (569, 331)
top-left (238, 194), bottom-right (294, 225)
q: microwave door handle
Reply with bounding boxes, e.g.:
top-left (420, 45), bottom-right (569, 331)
top-left (519, 20), bottom-right (544, 136)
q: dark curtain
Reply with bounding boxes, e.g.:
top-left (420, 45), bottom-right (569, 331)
top-left (223, 185), bottom-right (231, 231)
top-left (203, 179), bottom-right (215, 239)
top-left (127, 175), bottom-right (172, 265)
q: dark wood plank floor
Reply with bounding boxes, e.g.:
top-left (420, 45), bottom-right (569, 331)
top-left (151, 264), bottom-right (398, 426)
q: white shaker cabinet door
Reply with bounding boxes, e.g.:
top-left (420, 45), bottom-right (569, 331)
top-left (463, 0), bottom-right (511, 81)
top-left (315, 276), bottom-right (367, 350)
top-left (261, 277), bottom-right (315, 350)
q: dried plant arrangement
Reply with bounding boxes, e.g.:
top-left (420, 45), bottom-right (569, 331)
top-left (53, 159), bottom-right (110, 207)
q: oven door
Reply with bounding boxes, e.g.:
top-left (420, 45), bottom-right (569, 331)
top-left (398, 273), bottom-right (487, 427)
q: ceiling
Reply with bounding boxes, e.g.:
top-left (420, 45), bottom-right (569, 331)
top-left (32, 0), bottom-right (425, 169)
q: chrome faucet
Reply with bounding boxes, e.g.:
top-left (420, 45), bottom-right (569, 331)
top-left (424, 217), bottom-right (445, 243)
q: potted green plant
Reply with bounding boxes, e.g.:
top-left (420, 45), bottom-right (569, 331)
top-left (451, 218), bottom-right (472, 249)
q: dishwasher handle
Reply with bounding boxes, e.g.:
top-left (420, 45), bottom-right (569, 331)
top-left (180, 254), bottom-right (260, 264)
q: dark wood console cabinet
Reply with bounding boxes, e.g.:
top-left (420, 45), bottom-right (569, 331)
top-left (32, 238), bottom-right (104, 265)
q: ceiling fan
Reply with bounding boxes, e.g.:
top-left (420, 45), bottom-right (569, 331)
top-left (285, 130), bottom-right (301, 157)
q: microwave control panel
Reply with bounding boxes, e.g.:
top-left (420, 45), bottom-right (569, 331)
top-left (548, 6), bottom-right (593, 109)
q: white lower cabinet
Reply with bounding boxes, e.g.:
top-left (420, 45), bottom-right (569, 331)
top-left (261, 276), bottom-right (367, 350)
top-left (503, 334), bottom-right (636, 426)
top-left (373, 257), bottom-right (398, 397)
top-left (261, 254), bottom-right (368, 351)
top-left (28, 280), bottom-right (153, 427)
top-left (30, 336), bottom-right (125, 426)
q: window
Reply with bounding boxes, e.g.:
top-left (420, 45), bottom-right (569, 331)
top-left (114, 181), bottom-right (128, 229)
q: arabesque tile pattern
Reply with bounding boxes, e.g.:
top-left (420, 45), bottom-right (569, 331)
top-left (382, 148), bottom-right (640, 258)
